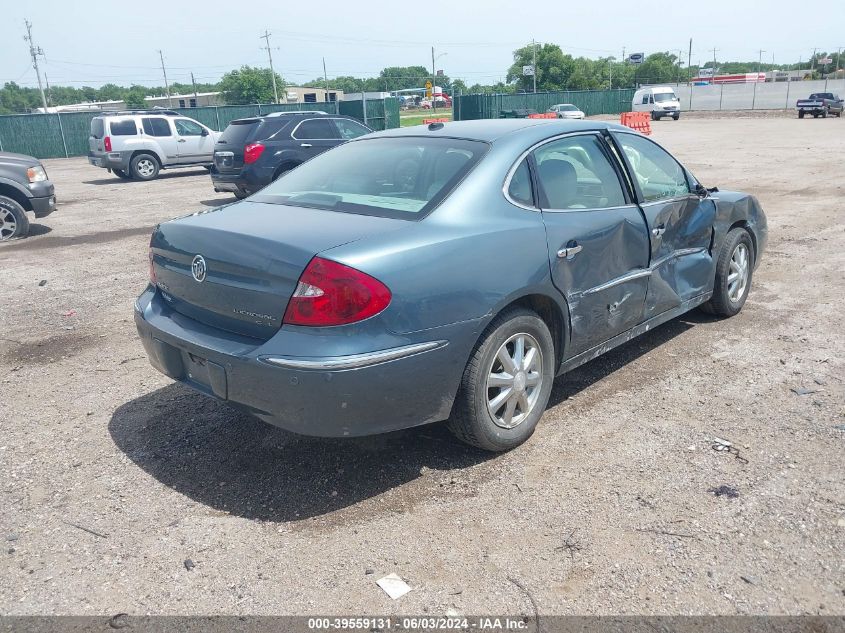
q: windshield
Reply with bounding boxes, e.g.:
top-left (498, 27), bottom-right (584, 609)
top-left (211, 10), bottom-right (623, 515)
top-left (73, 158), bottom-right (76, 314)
top-left (559, 105), bottom-right (579, 111)
top-left (654, 93), bottom-right (677, 102)
top-left (252, 137), bottom-right (489, 220)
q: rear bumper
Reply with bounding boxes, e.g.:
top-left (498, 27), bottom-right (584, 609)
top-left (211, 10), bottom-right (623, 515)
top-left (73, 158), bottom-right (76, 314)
top-left (211, 168), bottom-right (273, 195)
top-left (88, 151), bottom-right (130, 170)
top-left (134, 287), bottom-right (473, 437)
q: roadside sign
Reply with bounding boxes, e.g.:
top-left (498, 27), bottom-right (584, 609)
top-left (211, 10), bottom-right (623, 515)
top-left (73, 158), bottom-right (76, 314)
top-left (627, 53), bottom-right (645, 64)
top-left (425, 80), bottom-right (433, 98)
top-left (436, 69), bottom-right (444, 76)
top-left (522, 65), bottom-right (535, 76)
top-left (819, 57), bottom-right (833, 65)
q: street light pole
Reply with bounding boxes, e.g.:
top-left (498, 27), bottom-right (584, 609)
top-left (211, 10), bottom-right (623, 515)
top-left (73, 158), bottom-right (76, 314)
top-left (532, 39), bottom-right (537, 93)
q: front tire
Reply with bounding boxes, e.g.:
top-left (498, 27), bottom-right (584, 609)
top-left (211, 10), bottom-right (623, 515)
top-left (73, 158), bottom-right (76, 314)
top-left (448, 308), bottom-right (555, 451)
top-left (130, 153), bottom-right (160, 181)
top-left (700, 228), bottom-right (754, 317)
top-left (673, 113), bottom-right (680, 120)
top-left (798, 111), bottom-right (805, 119)
top-left (0, 195), bottom-right (30, 241)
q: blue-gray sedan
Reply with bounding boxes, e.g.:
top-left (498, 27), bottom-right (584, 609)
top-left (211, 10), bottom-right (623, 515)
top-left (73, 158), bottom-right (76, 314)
top-left (135, 119), bottom-right (767, 451)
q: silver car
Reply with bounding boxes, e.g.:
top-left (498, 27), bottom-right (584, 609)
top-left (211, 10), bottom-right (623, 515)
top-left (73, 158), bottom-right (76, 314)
top-left (548, 104), bottom-right (585, 119)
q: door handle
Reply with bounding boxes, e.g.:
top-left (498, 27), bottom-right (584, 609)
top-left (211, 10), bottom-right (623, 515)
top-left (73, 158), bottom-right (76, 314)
top-left (177, 139), bottom-right (186, 143)
top-left (652, 226), bottom-right (666, 237)
top-left (300, 143), bottom-right (313, 148)
top-left (557, 243), bottom-right (582, 259)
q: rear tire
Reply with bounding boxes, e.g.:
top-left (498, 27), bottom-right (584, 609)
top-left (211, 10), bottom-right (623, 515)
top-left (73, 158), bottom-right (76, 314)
top-left (0, 195), bottom-right (30, 241)
top-left (448, 307), bottom-right (555, 452)
top-left (798, 111), bottom-right (805, 119)
top-left (113, 168), bottom-right (132, 180)
top-left (130, 153), bottom-right (160, 181)
top-left (700, 228), bottom-right (754, 317)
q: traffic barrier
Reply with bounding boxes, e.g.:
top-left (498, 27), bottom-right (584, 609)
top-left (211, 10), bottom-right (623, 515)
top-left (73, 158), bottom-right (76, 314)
top-left (620, 111), bottom-right (652, 135)
top-left (527, 112), bottom-right (557, 119)
top-left (422, 118), bottom-right (449, 124)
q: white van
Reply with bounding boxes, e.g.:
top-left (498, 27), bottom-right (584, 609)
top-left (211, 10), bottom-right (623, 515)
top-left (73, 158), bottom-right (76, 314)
top-left (632, 86), bottom-right (681, 120)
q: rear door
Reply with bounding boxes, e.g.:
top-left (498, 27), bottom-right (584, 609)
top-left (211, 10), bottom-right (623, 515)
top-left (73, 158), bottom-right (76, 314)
top-left (88, 117), bottom-right (106, 155)
top-left (141, 117), bottom-right (179, 162)
top-left (174, 118), bottom-right (214, 163)
top-left (528, 132), bottom-right (651, 355)
top-left (291, 118), bottom-right (341, 160)
top-left (611, 131), bottom-right (716, 319)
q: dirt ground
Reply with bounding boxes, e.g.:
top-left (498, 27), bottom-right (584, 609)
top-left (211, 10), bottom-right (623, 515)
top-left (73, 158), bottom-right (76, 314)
top-left (1, 115), bottom-right (843, 617)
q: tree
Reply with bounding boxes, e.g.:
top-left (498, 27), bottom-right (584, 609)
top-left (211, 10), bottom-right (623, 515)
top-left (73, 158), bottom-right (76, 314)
top-left (219, 66), bottom-right (284, 105)
top-left (125, 86), bottom-right (148, 109)
top-left (507, 43), bottom-right (578, 91)
top-left (635, 52), bottom-right (683, 86)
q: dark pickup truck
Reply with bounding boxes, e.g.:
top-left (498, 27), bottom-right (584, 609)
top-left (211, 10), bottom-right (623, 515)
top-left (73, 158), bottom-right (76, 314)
top-left (0, 152), bottom-right (57, 241)
top-left (796, 93), bottom-right (843, 118)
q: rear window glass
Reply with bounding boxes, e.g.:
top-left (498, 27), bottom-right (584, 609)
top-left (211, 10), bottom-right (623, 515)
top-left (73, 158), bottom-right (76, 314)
top-left (110, 120), bottom-right (137, 136)
top-left (252, 137), bottom-right (488, 220)
top-left (142, 118), bottom-right (171, 137)
top-left (90, 118), bottom-right (105, 139)
top-left (217, 120), bottom-right (259, 147)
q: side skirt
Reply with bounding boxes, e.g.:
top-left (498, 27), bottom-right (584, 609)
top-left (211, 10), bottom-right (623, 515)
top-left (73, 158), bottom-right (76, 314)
top-left (556, 291), bottom-right (712, 375)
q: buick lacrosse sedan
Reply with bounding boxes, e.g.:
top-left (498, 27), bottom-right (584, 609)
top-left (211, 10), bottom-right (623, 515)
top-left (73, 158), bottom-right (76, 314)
top-left (135, 119), bottom-right (767, 451)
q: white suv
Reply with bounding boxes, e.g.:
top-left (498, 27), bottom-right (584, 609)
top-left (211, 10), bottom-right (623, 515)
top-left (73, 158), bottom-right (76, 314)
top-left (88, 110), bottom-right (221, 180)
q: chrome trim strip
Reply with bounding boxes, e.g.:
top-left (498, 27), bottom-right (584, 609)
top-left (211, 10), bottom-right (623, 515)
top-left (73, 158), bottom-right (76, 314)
top-left (263, 340), bottom-right (448, 371)
top-left (582, 269), bottom-right (652, 295)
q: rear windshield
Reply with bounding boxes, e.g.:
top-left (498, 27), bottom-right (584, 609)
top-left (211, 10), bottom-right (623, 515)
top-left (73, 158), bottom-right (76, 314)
top-left (252, 137), bottom-right (488, 220)
top-left (217, 120), bottom-right (261, 147)
top-left (653, 93), bottom-right (677, 102)
top-left (809, 93), bottom-right (833, 100)
top-left (110, 119), bottom-right (137, 136)
top-left (90, 118), bottom-right (105, 139)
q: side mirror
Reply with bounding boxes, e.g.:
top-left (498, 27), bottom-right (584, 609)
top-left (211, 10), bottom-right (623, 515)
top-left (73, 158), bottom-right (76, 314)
top-left (695, 183), bottom-right (709, 198)
top-left (201, 128), bottom-right (209, 137)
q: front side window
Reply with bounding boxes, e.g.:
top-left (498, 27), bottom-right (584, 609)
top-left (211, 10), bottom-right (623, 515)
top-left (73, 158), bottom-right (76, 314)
top-left (142, 117), bottom-right (172, 137)
top-left (175, 119), bottom-right (203, 136)
top-left (334, 118), bottom-right (371, 140)
top-left (532, 135), bottom-right (626, 210)
top-left (110, 119), bottom-right (137, 136)
top-left (615, 133), bottom-right (689, 202)
top-left (252, 137), bottom-right (488, 219)
top-left (294, 119), bottom-right (338, 140)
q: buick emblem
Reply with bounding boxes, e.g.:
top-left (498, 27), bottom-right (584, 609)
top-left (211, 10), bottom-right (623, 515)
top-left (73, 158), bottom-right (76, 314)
top-left (191, 255), bottom-right (207, 283)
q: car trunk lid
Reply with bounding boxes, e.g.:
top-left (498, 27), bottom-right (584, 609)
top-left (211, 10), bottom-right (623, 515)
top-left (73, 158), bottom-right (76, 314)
top-left (150, 200), bottom-right (405, 340)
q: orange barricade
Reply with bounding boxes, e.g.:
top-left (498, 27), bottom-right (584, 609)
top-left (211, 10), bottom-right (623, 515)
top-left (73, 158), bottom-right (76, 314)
top-left (620, 111), bottom-right (652, 135)
top-left (422, 118), bottom-right (449, 124)
top-left (527, 112), bottom-right (557, 119)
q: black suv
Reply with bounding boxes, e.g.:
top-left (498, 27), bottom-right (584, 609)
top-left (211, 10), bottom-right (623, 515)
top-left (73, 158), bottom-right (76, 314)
top-left (210, 112), bottom-right (372, 199)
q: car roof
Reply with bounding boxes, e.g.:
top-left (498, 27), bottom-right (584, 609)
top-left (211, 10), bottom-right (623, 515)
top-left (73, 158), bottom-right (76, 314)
top-left (365, 119), bottom-right (624, 144)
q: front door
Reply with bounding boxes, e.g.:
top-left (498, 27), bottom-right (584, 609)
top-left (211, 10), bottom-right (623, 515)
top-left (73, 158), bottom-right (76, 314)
top-left (141, 117), bottom-right (179, 163)
top-left (612, 131), bottom-right (716, 319)
top-left (174, 118), bottom-right (214, 163)
top-left (531, 133), bottom-right (651, 356)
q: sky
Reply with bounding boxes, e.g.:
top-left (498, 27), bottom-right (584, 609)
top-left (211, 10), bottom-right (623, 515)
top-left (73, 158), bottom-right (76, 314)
top-left (2, 0), bottom-right (843, 90)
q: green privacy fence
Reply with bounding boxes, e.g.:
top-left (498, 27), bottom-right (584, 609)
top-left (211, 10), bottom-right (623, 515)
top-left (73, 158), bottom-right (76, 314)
top-left (0, 98), bottom-right (400, 159)
top-left (454, 89), bottom-right (636, 121)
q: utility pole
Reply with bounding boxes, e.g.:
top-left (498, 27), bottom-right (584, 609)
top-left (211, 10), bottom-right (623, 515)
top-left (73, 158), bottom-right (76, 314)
top-left (260, 30), bottom-right (279, 104)
top-left (157, 50), bottom-right (172, 108)
top-left (532, 39), bottom-right (537, 93)
top-left (711, 47), bottom-right (718, 74)
top-left (687, 38), bottom-right (693, 84)
top-left (23, 20), bottom-right (48, 111)
top-left (752, 49), bottom-right (765, 109)
top-left (431, 46), bottom-right (436, 114)
top-left (322, 57), bottom-right (330, 102)
top-left (190, 72), bottom-right (198, 101)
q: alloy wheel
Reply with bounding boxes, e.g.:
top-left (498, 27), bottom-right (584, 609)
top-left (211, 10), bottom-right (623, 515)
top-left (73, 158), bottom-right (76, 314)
top-left (486, 333), bottom-right (544, 429)
top-left (728, 242), bottom-right (749, 303)
top-left (137, 159), bottom-right (156, 178)
top-left (0, 208), bottom-right (17, 240)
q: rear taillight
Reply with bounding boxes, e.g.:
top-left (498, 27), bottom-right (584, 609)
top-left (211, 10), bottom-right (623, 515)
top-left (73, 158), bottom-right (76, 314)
top-left (148, 246), bottom-right (157, 285)
top-left (283, 257), bottom-right (391, 327)
top-left (244, 142), bottom-right (265, 164)
top-left (104, 136), bottom-right (112, 152)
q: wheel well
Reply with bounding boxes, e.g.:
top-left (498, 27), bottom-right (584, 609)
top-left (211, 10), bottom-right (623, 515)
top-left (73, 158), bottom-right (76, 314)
top-left (273, 161), bottom-right (300, 180)
top-left (498, 294), bottom-right (566, 368)
top-left (728, 220), bottom-right (757, 262)
top-left (0, 184), bottom-right (32, 211)
top-left (130, 150), bottom-right (161, 166)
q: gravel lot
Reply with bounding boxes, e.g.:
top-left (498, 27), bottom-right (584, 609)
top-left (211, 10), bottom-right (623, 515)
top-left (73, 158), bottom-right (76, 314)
top-left (1, 116), bottom-right (843, 617)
